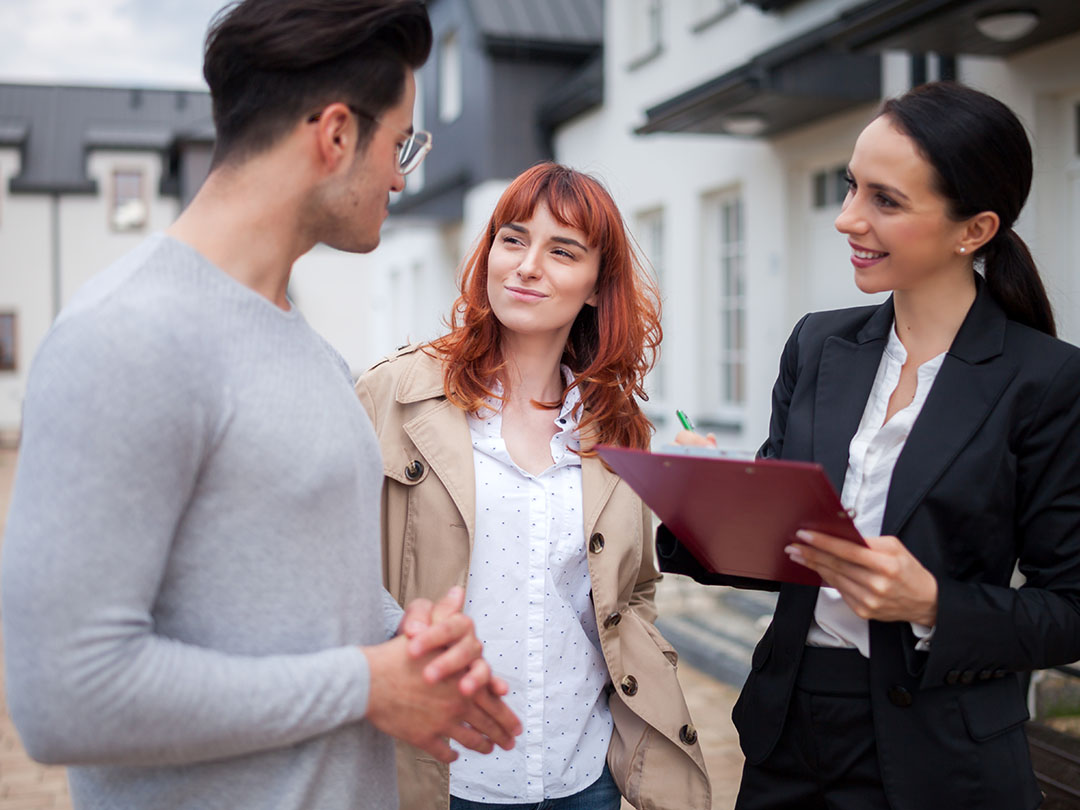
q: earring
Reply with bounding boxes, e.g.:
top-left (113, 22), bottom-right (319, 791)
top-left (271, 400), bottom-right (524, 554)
top-left (959, 247), bottom-right (967, 254)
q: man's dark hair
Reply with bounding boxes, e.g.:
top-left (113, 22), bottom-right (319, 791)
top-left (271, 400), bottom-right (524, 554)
top-left (203, 0), bottom-right (432, 167)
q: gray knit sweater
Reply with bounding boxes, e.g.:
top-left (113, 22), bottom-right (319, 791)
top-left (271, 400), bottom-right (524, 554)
top-left (2, 234), bottom-right (402, 809)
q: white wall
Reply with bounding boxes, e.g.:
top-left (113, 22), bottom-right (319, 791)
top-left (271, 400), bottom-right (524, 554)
top-left (0, 146), bottom-right (51, 433)
top-left (352, 218), bottom-right (461, 374)
top-left (555, 2), bottom-right (1080, 458)
top-left (555, 0), bottom-right (860, 451)
top-left (59, 150), bottom-right (180, 309)
top-left (957, 32), bottom-right (1080, 345)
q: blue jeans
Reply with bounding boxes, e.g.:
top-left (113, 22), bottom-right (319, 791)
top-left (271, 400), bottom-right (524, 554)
top-left (449, 764), bottom-right (621, 810)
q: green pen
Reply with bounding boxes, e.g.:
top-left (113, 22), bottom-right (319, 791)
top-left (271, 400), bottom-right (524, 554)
top-left (676, 409), bottom-right (696, 432)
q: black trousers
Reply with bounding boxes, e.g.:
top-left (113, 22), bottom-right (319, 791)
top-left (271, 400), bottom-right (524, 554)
top-left (735, 648), bottom-right (893, 810)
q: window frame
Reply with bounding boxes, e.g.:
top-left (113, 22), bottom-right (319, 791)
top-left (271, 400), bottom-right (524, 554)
top-left (109, 167), bottom-right (148, 232)
top-left (700, 188), bottom-right (746, 424)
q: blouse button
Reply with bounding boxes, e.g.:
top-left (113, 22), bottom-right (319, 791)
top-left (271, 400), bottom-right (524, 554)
top-left (679, 723), bottom-right (698, 745)
top-left (603, 611), bottom-right (621, 629)
top-left (589, 533), bottom-right (605, 553)
top-left (620, 675), bottom-right (638, 696)
top-left (404, 460), bottom-right (425, 481)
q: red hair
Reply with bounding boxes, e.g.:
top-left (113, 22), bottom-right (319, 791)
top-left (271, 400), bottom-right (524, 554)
top-left (428, 162), bottom-right (662, 453)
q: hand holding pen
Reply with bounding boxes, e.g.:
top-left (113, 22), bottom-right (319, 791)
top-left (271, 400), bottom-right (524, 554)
top-left (675, 409), bottom-right (717, 448)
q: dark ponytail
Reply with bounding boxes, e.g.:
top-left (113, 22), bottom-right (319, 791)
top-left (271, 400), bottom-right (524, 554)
top-left (982, 229), bottom-right (1055, 336)
top-left (882, 82), bottom-right (1055, 337)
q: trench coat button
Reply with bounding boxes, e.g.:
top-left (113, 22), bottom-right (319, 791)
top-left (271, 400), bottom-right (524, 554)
top-left (620, 675), bottom-right (638, 696)
top-left (944, 670), bottom-right (960, 686)
top-left (887, 686), bottom-right (913, 708)
top-left (589, 533), bottom-right (605, 553)
top-left (959, 671), bottom-right (976, 685)
top-left (679, 723), bottom-right (698, 745)
top-left (404, 460), bottom-right (424, 481)
top-left (603, 611), bottom-right (621, 629)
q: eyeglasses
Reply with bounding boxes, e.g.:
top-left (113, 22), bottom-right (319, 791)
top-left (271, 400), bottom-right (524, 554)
top-left (307, 105), bottom-right (433, 176)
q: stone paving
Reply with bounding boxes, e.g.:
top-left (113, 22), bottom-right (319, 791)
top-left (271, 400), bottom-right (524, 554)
top-left (0, 447), bottom-right (742, 809)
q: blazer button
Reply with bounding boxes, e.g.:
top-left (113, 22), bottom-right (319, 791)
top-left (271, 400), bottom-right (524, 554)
top-left (620, 675), bottom-right (638, 696)
top-left (603, 612), bottom-right (621, 629)
top-left (679, 723), bottom-right (698, 745)
top-left (589, 532), bottom-right (605, 553)
top-left (887, 686), bottom-right (913, 708)
top-left (404, 460), bottom-right (424, 481)
top-left (959, 671), bottom-right (976, 685)
top-left (944, 670), bottom-right (960, 686)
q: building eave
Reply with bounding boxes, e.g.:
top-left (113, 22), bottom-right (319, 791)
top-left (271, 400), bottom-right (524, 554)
top-left (637, 12), bottom-right (881, 138)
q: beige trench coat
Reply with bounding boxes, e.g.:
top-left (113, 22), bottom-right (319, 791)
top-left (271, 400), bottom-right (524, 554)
top-left (356, 345), bottom-right (711, 810)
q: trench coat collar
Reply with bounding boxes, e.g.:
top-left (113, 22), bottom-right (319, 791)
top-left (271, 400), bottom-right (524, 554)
top-left (395, 348), bottom-right (478, 541)
top-left (394, 347), bottom-right (622, 542)
top-left (394, 345), bottom-right (447, 404)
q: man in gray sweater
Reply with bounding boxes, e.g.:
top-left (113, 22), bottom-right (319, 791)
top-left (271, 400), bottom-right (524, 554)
top-left (0, 2), bottom-right (520, 808)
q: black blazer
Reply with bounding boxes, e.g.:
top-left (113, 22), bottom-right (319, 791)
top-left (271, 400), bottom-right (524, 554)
top-left (659, 282), bottom-right (1080, 810)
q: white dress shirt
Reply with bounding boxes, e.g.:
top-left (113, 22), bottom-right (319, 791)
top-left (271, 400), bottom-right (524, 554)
top-left (449, 372), bottom-right (613, 802)
top-left (806, 323), bottom-right (944, 656)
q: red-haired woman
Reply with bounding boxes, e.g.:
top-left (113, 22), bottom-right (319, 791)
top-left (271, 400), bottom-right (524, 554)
top-left (357, 163), bottom-right (710, 810)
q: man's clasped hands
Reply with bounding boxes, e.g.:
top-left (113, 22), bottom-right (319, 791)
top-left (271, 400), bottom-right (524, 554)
top-left (362, 587), bottom-right (523, 763)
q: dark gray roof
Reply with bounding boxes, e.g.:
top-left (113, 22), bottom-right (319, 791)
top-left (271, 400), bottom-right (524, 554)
top-left (0, 83), bottom-right (213, 195)
top-left (466, 0), bottom-right (602, 45)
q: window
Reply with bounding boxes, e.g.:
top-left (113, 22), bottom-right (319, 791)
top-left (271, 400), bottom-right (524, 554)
top-left (629, 0), bottom-right (663, 66)
top-left (0, 312), bottom-right (16, 371)
top-left (111, 169), bottom-right (147, 231)
top-left (409, 72), bottom-right (426, 192)
top-left (636, 208), bottom-right (666, 402)
top-left (439, 30), bottom-right (462, 123)
top-left (811, 164), bottom-right (850, 209)
top-left (702, 191), bottom-right (745, 410)
top-left (1075, 102), bottom-right (1080, 159)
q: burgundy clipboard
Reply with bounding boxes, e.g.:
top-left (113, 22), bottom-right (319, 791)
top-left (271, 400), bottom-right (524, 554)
top-left (595, 445), bottom-right (865, 587)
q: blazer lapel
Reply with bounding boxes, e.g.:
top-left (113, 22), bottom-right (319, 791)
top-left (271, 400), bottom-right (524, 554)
top-left (883, 286), bottom-right (1016, 545)
top-left (813, 299), bottom-right (893, 492)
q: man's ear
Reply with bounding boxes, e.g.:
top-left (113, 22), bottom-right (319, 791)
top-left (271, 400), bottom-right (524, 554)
top-left (309, 103), bottom-right (355, 171)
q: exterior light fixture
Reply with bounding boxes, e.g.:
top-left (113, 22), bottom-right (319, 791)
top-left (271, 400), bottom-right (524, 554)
top-left (974, 9), bottom-right (1039, 42)
top-left (720, 113), bottom-right (768, 137)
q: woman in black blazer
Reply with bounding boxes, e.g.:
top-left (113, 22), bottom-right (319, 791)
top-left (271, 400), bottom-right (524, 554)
top-left (660, 81), bottom-right (1080, 810)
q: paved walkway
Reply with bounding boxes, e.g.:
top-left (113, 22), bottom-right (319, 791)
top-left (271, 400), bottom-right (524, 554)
top-left (0, 447), bottom-right (742, 809)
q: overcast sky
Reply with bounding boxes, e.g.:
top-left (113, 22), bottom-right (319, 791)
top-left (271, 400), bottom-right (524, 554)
top-left (0, 0), bottom-right (228, 89)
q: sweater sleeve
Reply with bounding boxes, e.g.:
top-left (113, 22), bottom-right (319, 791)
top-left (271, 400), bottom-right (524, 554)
top-left (1, 315), bottom-right (374, 767)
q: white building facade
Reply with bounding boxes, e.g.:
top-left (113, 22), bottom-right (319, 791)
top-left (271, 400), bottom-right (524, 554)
top-left (553, 0), bottom-right (1080, 449)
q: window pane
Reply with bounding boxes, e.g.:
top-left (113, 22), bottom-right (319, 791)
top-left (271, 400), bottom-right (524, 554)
top-left (834, 166), bottom-right (849, 205)
top-left (439, 30), bottom-right (462, 123)
top-left (1075, 102), bottom-right (1080, 158)
top-left (112, 170), bottom-right (146, 231)
top-left (813, 171), bottom-right (827, 209)
top-left (0, 313), bottom-right (15, 371)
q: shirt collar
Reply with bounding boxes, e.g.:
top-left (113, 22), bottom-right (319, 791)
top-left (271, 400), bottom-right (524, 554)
top-left (469, 366), bottom-right (583, 465)
top-left (885, 320), bottom-right (948, 378)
